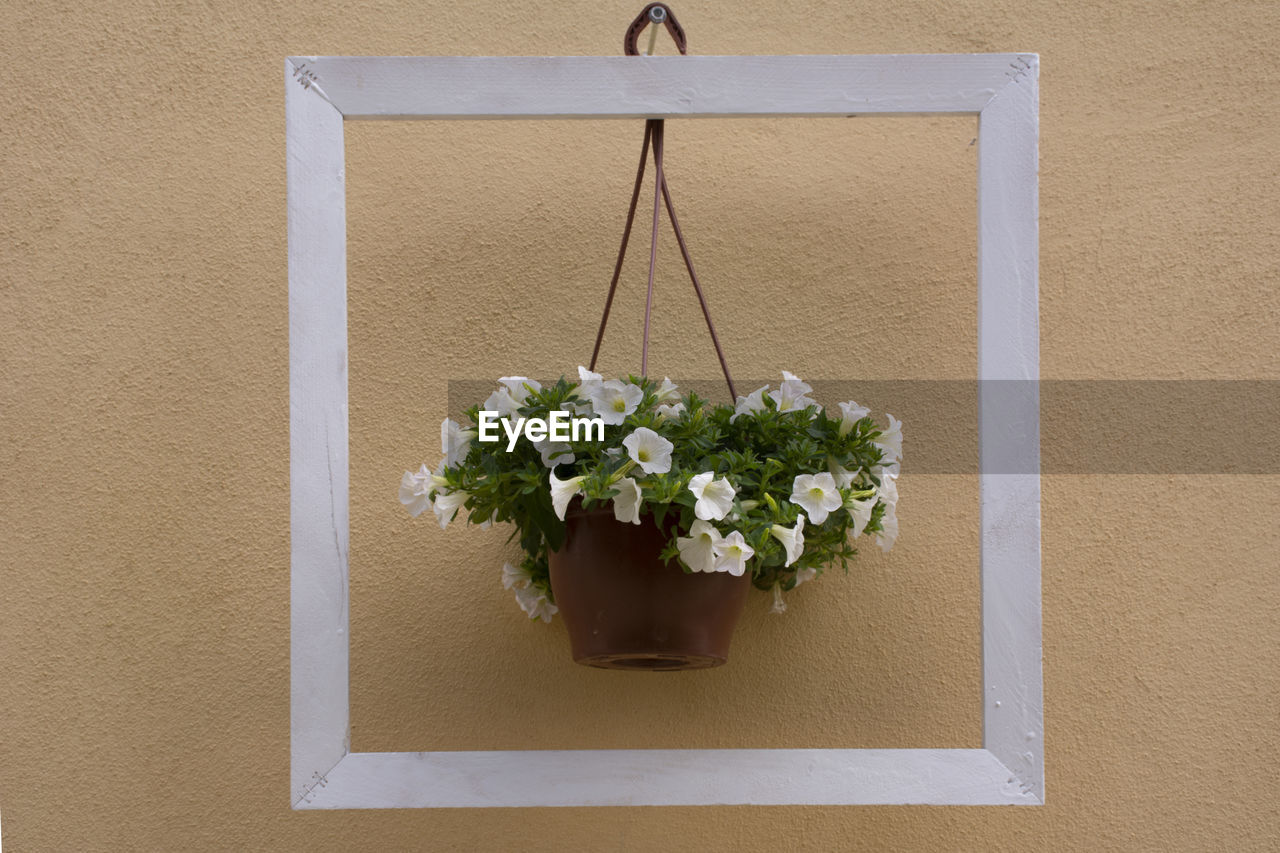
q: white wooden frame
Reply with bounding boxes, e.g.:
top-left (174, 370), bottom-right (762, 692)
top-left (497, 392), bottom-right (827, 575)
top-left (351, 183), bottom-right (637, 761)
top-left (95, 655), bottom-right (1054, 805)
top-left (288, 54), bottom-right (1041, 808)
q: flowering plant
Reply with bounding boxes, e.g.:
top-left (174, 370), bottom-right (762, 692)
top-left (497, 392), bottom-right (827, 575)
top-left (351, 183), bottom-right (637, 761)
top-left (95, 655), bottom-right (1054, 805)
top-left (400, 369), bottom-right (902, 621)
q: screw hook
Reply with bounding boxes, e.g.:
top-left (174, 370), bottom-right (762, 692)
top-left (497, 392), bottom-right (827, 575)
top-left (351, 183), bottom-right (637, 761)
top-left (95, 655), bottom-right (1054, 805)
top-left (624, 4), bottom-right (687, 56)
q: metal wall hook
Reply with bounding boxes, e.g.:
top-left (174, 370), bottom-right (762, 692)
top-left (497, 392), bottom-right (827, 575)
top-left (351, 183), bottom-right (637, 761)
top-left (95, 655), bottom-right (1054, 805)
top-left (624, 3), bottom-right (688, 56)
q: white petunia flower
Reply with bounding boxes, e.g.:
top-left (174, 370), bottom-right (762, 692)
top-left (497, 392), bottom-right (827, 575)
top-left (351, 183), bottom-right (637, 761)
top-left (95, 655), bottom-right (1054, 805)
top-left (549, 471), bottom-right (586, 521)
top-left (873, 453), bottom-right (900, 478)
top-left (423, 458), bottom-right (451, 493)
top-left (498, 376), bottom-right (541, 404)
top-left (728, 499), bottom-right (759, 523)
top-left (790, 472), bottom-right (843, 525)
top-left (484, 376), bottom-right (542, 418)
top-left (441, 418), bottom-right (477, 467)
top-left (731, 385), bottom-right (770, 421)
top-left (398, 466), bottom-right (434, 517)
top-left (844, 494), bottom-right (876, 538)
top-left (828, 458), bottom-right (860, 489)
top-left (589, 379), bottom-right (644, 425)
top-left (876, 467), bottom-right (899, 507)
top-left (514, 584), bottom-right (559, 622)
top-left (769, 583), bottom-right (787, 614)
top-left (535, 440), bottom-right (575, 468)
top-left (576, 366), bottom-right (603, 399)
top-left (503, 562), bottom-right (557, 621)
top-left (776, 371), bottom-right (818, 413)
top-left (873, 467), bottom-right (900, 552)
top-left (502, 561), bottom-right (531, 590)
top-left (770, 514), bottom-right (806, 567)
top-left (483, 387), bottom-right (521, 417)
top-left (876, 502), bottom-right (899, 552)
top-left (712, 530), bottom-right (754, 576)
top-left (622, 427), bottom-right (674, 474)
top-left (432, 489), bottom-right (469, 530)
top-left (688, 471), bottom-right (736, 521)
top-left (793, 566), bottom-right (819, 588)
top-left (837, 400), bottom-right (871, 436)
top-left (875, 414), bottom-right (903, 464)
top-left (656, 401), bottom-right (686, 420)
top-left (677, 519), bottom-right (722, 573)
top-left (612, 476), bottom-right (643, 525)
top-left (654, 377), bottom-right (680, 403)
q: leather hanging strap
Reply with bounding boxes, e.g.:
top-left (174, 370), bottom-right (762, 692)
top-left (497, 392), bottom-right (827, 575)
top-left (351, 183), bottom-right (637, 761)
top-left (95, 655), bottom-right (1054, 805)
top-left (589, 121), bottom-right (653, 373)
top-left (623, 3), bottom-right (688, 56)
top-left (641, 120), bottom-right (665, 380)
top-left (591, 5), bottom-right (738, 402)
top-left (656, 148), bottom-right (738, 403)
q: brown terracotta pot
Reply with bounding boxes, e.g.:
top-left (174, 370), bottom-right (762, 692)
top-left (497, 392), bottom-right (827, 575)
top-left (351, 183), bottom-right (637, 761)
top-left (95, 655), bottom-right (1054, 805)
top-left (547, 504), bottom-right (751, 670)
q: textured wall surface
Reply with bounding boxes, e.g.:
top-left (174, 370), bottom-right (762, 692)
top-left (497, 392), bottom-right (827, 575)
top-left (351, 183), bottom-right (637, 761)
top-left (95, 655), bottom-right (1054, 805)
top-left (3, 0), bottom-right (1278, 850)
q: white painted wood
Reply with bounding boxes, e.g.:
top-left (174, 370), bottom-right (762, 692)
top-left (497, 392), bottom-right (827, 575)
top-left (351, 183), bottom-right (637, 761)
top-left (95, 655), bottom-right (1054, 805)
top-left (287, 59), bottom-right (351, 808)
top-left (297, 749), bottom-right (1040, 808)
top-left (977, 55), bottom-right (1043, 802)
top-left (286, 55), bottom-right (1034, 120)
top-left (287, 52), bottom-right (1042, 809)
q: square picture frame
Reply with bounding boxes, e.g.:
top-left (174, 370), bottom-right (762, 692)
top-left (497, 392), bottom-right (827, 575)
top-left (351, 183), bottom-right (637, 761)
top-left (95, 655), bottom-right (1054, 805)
top-left (287, 53), bottom-right (1041, 808)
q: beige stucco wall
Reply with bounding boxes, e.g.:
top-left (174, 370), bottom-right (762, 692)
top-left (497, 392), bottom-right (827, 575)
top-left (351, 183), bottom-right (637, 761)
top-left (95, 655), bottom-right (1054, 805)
top-left (3, 0), bottom-right (1277, 850)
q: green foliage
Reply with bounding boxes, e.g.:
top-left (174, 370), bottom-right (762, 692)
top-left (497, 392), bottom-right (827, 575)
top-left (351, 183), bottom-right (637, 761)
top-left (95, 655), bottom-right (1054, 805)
top-left (410, 374), bottom-right (899, 601)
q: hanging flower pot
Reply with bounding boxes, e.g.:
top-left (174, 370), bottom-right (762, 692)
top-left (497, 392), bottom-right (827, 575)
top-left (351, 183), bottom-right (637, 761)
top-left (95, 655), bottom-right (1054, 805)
top-left (548, 501), bottom-right (751, 670)
top-left (397, 3), bottom-right (905, 670)
top-left (400, 371), bottom-right (903, 670)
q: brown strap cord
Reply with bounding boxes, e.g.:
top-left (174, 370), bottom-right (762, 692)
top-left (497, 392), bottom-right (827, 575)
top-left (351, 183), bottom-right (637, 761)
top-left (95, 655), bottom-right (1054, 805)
top-left (587, 121), bottom-right (652, 372)
top-left (642, 120), bottom-right (665, 379)
top-left (590, 4), bottom-right (739, 402)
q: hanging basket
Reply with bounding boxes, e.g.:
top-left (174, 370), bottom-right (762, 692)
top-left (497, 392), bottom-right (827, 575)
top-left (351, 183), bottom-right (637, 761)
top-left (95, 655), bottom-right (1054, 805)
top-left (548, 501), bottom-right (751, 670)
